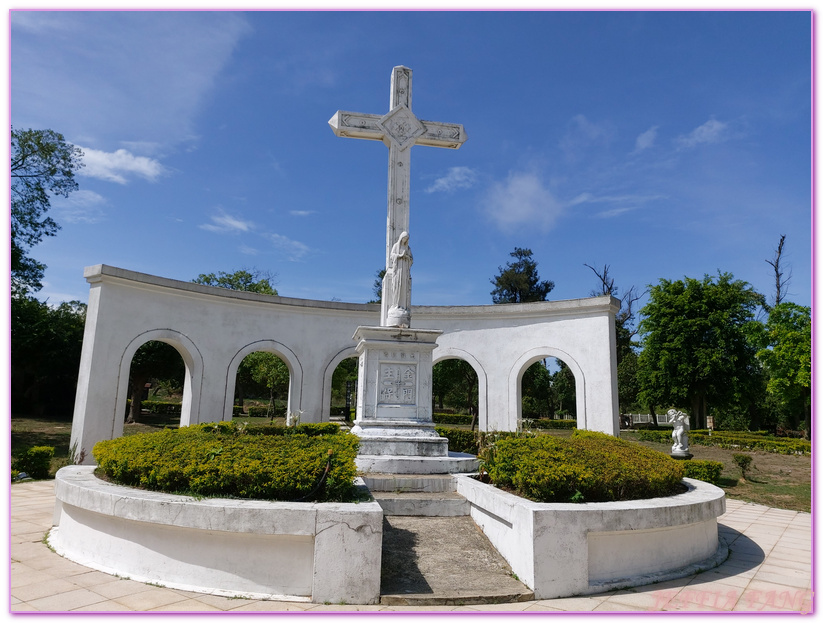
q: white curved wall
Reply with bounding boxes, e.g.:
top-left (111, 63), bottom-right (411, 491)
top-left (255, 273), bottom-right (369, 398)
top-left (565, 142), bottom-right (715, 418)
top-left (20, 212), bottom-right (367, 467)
top-left (70, 265), bottom-right (619, 463)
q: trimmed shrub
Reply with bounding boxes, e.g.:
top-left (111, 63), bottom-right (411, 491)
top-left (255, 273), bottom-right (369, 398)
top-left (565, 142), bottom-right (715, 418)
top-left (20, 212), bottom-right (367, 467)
top-left (93, 424), bottom-right (358, 502)
top-left (733, 453), bottom-right (753, 478)
top-left (246, 405), bottom-right (287, 418)
top-left (479, 430), bottom-right (683, 503)
top-left (524, 418), bottom-right (577, 430)
top-left (682, 460), bottom-right (723, 485)
top-left (435, 426), bottom-right (479, 454)
top-left (433, 413), bottom-right (474, 426)
top-left (14, 446), bottom-right (55, 479)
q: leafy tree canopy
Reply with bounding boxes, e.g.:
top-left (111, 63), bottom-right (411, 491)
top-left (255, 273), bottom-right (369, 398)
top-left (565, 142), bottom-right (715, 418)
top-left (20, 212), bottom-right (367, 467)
top-left (11, 127), bottom-right (84, 295)
top-left (637, 272), bottom-right (764, 429)
top-left (757, 303), bottom-right (811, 431)
top-left (193, 269), bottom-right (278, 295)
top-left (490, 247), bottom-right (554, 304)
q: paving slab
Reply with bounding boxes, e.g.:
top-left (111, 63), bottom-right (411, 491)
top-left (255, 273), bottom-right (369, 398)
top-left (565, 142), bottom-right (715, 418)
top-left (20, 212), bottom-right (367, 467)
top-left (9, 480), bottom-right (813, 613)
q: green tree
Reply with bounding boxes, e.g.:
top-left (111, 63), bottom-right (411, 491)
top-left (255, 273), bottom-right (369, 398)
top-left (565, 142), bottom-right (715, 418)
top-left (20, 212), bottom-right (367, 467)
top-left (193, 269), bottom-right (278, 295)
top-left (637, 272), bottom-right (764, 430)
top-left (11, 127), bottom-right (84, 295)
top-left (368, 269), bottom-right (386, 304)
top-left (126, 341), bottom-right (185, 424)
top-left (490, 247), bottom-right (554, 303)
top-left (432, 359), bottom-right (479, 427)
top-left (243, 351), bottom-right (291, 418)
top-left (10, 297), bottom-right (86, 415)
top-left (757, 302), bottom-right (811, 436)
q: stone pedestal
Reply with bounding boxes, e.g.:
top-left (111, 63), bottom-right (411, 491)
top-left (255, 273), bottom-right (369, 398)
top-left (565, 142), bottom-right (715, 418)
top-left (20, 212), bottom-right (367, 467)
top-left (351, 326), bottom-right (477, 474)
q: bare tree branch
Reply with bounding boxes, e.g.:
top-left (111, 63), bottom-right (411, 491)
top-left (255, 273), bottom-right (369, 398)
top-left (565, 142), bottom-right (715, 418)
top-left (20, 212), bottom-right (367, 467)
top-left (765, 234), bottom-right (792, 308)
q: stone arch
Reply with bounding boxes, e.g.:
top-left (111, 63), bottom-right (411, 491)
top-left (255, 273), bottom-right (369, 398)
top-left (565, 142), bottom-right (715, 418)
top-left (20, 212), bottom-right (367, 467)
top-left (432, 347), bottom-right (489, 431)
top-left (320, 346), bottom-right (360, 422)
top-left (115, 329), bottom-right (204, 439)
top-left (508, 347), bottom-right (586, 431)
top-left (223, 340), bottom-right (304, 421)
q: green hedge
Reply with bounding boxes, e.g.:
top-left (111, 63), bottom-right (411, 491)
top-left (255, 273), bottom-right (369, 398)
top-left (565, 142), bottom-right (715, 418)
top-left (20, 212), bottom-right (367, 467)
top-left (435, 426), bottom-right (479, 454)
top-left (637, 429), bottom-right (810, 455)
top-left (245, 405), bottom-right (288, 418)
top-left (523, 418), bottom-right (577, 430)
top-left (13, 446), bottom-right (55, 479)
top-left (93, 423), bottom-right (357, 502)
top-left (432, 413), bottom-right (474, 426)
top-left (682, 460), bottom-right (723, 485)
top-left (479, 430), bottom-right (683, 503)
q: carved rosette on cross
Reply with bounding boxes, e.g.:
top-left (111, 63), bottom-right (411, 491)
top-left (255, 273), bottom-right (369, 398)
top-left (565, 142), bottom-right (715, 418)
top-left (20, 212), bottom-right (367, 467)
top-left (328, 65), bottom-right (467, 327)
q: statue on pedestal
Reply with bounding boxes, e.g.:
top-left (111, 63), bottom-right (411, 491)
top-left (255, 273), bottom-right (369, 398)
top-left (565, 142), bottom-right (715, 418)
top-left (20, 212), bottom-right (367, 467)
top-left (385, 231), bottom-right (412, 328)
top-left (670, 409), bottom-right (691, 458)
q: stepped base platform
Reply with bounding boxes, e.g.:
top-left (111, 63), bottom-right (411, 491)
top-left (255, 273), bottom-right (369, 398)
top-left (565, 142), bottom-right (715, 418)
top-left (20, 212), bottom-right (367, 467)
top-left (379, 515), bottom-right (534, 606)
top-left (356, 452), bottom-right (478, 474)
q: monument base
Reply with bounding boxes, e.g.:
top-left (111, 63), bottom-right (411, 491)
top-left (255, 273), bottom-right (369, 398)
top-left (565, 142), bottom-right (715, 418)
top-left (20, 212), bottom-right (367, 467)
top-left (351, 325), bottom-right (476, 475)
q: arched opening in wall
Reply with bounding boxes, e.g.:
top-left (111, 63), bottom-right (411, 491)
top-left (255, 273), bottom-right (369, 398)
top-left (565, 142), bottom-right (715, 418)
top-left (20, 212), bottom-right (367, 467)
top-left (329, 357), bottom-right (358, 422)
top-left (233, 351), bottom-right (291, 423)
top-left (125, 340), bottom-right (186, 429)
top-left (521, 357), bottom-right (577, 424)
top-left (432, 358), bottom-right (480, 429)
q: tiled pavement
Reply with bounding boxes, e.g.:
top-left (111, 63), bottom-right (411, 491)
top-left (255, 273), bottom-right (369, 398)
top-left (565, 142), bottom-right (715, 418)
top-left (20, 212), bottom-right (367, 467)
top-left (9, 480), bottom-right (813, 613)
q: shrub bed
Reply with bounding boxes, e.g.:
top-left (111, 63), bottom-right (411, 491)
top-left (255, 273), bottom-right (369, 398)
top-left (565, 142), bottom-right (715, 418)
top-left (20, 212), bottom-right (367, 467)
top-left (637, 429), bottom-right (810, 455)
top-left (681, 460), bottom-right (723, 485)
top-left (13, 445), bottom-right (55, 479)
top-left (93, 422), bottom-right (358, 502)
top-left (435, 426), bottom-right (479, 454)
top-left (479, 430), bottom-right (684, 503)
top-left (523, 418), bottom-right (577, 430)
top-left (432, 413), bottom-right (474, 426)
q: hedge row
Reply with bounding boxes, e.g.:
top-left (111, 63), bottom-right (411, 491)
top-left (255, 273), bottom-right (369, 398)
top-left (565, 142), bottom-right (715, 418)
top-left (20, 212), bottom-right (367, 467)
top-left (12, 446), bottom-right (55, 480)
top-left (479, 430), bottom-right (684, 503)
top-left (682, 460), bottom-right (723, 485)
top-left (523, 418), bottom-right (577, 430)
top-left (637, 430), bottom-right (810, 455)
top-left (245, 405), bottom-right (287, 418)
top-left (435, 427), bottom-right (536, 455)
top-left (127, 400), bottom-right (245, 417)
top-left (432, 413), bottom-right (474, 425)
top-left (93, 422), bottom-right (357, 502)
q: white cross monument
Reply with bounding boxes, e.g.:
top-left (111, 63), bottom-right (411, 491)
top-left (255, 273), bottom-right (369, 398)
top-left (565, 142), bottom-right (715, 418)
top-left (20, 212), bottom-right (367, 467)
top-left (329, 66), bottom-right (475, 473)
top-left (329, 65), bottom-right (467, 328)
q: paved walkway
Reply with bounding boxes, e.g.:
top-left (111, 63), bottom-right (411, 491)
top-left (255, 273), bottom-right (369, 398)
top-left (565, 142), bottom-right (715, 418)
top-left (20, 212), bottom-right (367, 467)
top-left (10, 480), bottom-right (813, 613)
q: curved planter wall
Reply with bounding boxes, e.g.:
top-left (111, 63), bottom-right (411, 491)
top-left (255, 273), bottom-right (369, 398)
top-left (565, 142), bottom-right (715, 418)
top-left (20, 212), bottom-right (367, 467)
top-left (49, 466), bottom-right (383, 604)
top-left (455, 475), bottom-right (727, 600)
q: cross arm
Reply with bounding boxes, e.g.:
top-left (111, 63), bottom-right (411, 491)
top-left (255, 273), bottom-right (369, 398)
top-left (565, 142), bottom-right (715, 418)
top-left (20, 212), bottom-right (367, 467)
top-left (417, 120), bottom-right (468, 149)
top-left (328, 111), bottom-right (385, 141)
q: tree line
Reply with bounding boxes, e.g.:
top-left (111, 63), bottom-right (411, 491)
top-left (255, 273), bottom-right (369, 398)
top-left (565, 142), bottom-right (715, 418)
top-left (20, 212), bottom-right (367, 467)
top-left (10, 127), bottom-right (811, 437)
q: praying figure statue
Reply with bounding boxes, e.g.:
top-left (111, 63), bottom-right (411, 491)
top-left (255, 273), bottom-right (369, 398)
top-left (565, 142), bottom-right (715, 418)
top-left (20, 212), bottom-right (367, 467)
top-left (385, 231), bottom-right (413, 327)
top-left (670, 409), bottom-right (690, 455)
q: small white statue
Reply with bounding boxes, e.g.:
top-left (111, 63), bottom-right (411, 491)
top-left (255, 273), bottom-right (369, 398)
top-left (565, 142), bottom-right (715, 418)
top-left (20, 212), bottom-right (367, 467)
top-left (385, 231), bottom-right (413, 327)
top-left (670, 409), bottom-right (690, 454)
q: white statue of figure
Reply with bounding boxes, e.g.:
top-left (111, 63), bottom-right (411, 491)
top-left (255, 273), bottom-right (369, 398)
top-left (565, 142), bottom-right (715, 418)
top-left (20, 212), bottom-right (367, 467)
top-left (670, 409), bottom-right (690, 454)
top-left (385, 231), bottom-right (412, 327)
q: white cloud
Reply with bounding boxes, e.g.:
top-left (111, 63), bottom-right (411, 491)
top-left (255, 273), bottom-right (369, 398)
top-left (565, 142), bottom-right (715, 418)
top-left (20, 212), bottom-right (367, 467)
top-left (265, 233), bottom-right (311, 261)
top-left (200, 209), bottom-right (254, 234)
top-left (632, 126), bottom-right (659, 154)
top-left (425, 167), bottom-right (478, 193)
top-left (79, 148), bottom-right (167, 184)
top-left (52, 190), bottom-right (108, 224)
top-left (483, 171), bottom-right (563, 232)
top-left (290, 210), bottom-right (315, 217)
top-left (11, 12), bottom-right (252, 149)
top-left (560, 114), bottom-right (613, 161)
top-left (594, 207), bottom-right (636, 219)
top-left (677, 118), bottom-right (729, 149)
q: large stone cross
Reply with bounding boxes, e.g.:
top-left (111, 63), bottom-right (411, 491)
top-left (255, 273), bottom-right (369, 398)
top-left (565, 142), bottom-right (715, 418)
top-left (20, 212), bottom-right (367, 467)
top-left (329, 66), bottom-right (467, 326)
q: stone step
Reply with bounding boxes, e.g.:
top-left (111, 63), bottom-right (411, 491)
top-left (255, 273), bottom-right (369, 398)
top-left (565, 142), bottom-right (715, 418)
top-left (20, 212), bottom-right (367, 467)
top-left (362, 473), bottom-right (457, 493)
top-left (380, 515), bottom-right (534, 606)
top-left (372, 491), bottom-right (469, 516)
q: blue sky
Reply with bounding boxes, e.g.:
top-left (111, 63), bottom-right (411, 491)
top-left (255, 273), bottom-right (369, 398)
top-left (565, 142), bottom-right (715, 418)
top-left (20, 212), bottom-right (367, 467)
top-left (9, 10), bottom-right (813, 314)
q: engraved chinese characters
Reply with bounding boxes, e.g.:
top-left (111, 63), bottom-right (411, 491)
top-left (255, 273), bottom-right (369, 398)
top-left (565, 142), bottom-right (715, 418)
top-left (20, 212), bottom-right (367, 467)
top-left (379, 363), bottom-right (417, 404)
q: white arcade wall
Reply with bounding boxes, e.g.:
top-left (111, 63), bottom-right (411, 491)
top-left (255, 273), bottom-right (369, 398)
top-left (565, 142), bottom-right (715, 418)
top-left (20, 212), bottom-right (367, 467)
top-left (69, 264), bottom-right (619, 464)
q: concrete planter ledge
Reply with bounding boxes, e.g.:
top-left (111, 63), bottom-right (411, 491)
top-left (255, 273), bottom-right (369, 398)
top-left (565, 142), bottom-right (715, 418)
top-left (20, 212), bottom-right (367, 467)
top-left (49, 466), bottom-right (383, 604)
top-left (454, 475), bottom-right (727, 600)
